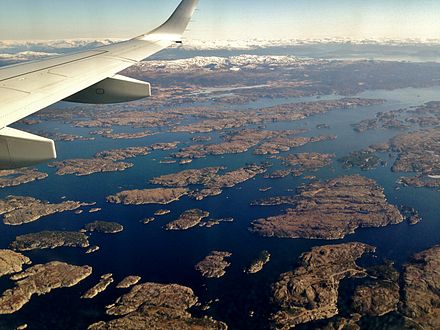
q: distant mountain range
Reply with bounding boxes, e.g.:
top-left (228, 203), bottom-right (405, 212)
top-left (1, 38), bottom-right (440, 66)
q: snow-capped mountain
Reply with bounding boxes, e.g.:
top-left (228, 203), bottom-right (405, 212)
top-left (137, 55), bottom-right (319, 72)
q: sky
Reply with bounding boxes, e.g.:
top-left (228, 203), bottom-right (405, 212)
top-left (1, 0), bottom-right (440, 41)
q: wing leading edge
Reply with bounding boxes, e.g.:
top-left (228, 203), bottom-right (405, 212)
top-left (0, 0), bottom-right (199, 169)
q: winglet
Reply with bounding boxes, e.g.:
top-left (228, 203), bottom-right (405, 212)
top-left (137, 0), bottom-right (199, 42)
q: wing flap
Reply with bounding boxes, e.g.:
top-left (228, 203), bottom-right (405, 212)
top-left (0, 127), bottom-right (56, 169)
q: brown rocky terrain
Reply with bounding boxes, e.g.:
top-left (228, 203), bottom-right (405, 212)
top-left (264, 169), bottom-right (302, 179)
top-left (375, 129), bottom-right (440, 187)
top-left (0, 250), bottom-right (31, 277)
top-left (255, 136), bottom-right (336, 155)
top-left (49, 159), bottom-right (134, 176)
top-left (195, 251), bottom-right (232, 278)
top-left (10, 231), bottom-right (90, 251)
top-left (277, 152), bottom-right (335, 171)
top-left (0, 261), bottom-right (92, 314)
top-left (251, 175), bottom-right (403, 240)
top-left (50, 142), bottom-right (179, 177)
top-left (88, 282), bottom-right (227, 329)
top-left (165, 209), bottom-right (210, 230)
top-left (171, 99), bottom-right (383, 136)
top-left (251, 196), bottom-right (296, 206)
top-left (116, 276), bottom-right (142, 289)
top-left (107, 188), bottom-right (189, 205)
top-left (351, 262), bottom-right (400, 317)
top-left (352, 109), bottom-right (408, 132)
top-left (82, 274), bottom-right (114, 299)
top-left (90, 129), bottom-right (154, 140)
top-left (150, 167), bottom-right (223, 187)
top-left (0, 168), bottom-right (48, 188)
top-left (271, 243), bottom-right (375, 329)
top-left (95, 146), bottom-right (152, 161)
top-left (150, 164), bottom-right (267, 200)
top-left (400, 246), bottom-right (440, 329)
top-left (390, 129), bottom-right (440, 175)
top-left (399, 175), bottom-right (440, 188)
top-left (172, 129), bottom-right (333, 160)
top-left (0, 196), bottom-right (88, 225)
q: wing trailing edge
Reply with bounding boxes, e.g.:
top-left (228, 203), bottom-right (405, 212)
top-left (0, 128), bottom-right (56, 170)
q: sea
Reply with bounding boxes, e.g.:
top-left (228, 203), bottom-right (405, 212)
top-left (1, 84), bottom-right (440, 329)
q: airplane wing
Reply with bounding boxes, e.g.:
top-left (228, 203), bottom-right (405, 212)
top-left (0, 0), bottom-right (198, 169)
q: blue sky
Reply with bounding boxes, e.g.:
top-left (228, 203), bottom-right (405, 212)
top-left (1, 0), bottom-right (440, 40)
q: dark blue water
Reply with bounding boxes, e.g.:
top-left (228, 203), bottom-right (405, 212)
top-left (1, 86), bottom-right (440, 329)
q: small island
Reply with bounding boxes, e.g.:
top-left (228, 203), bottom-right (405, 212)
top-left (338, 150), bottom-right (383, 170)
top-left (165, 209), bottom-right (210, 231)
top-left (84, 221), bottom-right (124, 234)
top-left (107, 188), bottom-right (189, 205)
top-left (195, 251), bottom-right (232, 278)
top-left (49, 159), bottom-right (133, 176)
top-left (154, 209), bottom-right (171, 216)
top-left (10, 231), bottom-right (90, 251)
top-left (82, 274), bottom-right (114, 299)
top-left (116, 276), bottom-right (142, 289)
top-left (245, 250), bottom-right (271, 274)
top-left (277, 152), bottom-right (335, 171)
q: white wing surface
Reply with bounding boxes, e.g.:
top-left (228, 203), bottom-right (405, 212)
top-left (0, 0), bottom-right (198, 169)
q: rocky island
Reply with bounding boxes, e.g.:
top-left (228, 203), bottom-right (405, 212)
top-left (154, 209), bottom-right (171, 216)
top-left (0, 249), bottom-right (31, 277)
top-left (338, 150), bottom-right (383, 170)
top-left (49, 159), bottom-right (133, 176)
top-left (254, 135), bottom-right (336, 155)
top-left (10, 231), bottom-right (90, 251)
top-left (84, 221), bottom-right (124, 234)
top-left (277, 152), bottom-right (335, 171)
top-left (150, 167), bottom-right (223, 187)
top-left (82, 273), bottom-right (114, 299)
top-left (195, 251), bottom-right (232, 278)
top-left (88, 282), bottom-right (227, 329)
top-left (0, 196), bottom-right (88, 225)
top-left (90, 129), bottom-right (154, 140)
top-left (245, 250), bottom-right (271, 274)
top-left (49, 142), bottom-right (179, 177)
top-left (116, 276), bottom-right (142, 289)
top-left (271, 243), bottom-right (375, 329)
top-left (0, 261), bottom-right (92, 314)
top-left (150, 164), bottom-right (267, 200)
top-left (107, 188), bottom-right (189, 205)
top-left (0, 168), bottom-right (48, 188)
top-left (165, 209), bottom-right (210, 230)
top-left (251, 175), bottom-right (403, 240)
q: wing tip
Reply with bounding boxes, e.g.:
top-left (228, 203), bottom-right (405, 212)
top-left (137, 0), bottom-right (199, 41)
